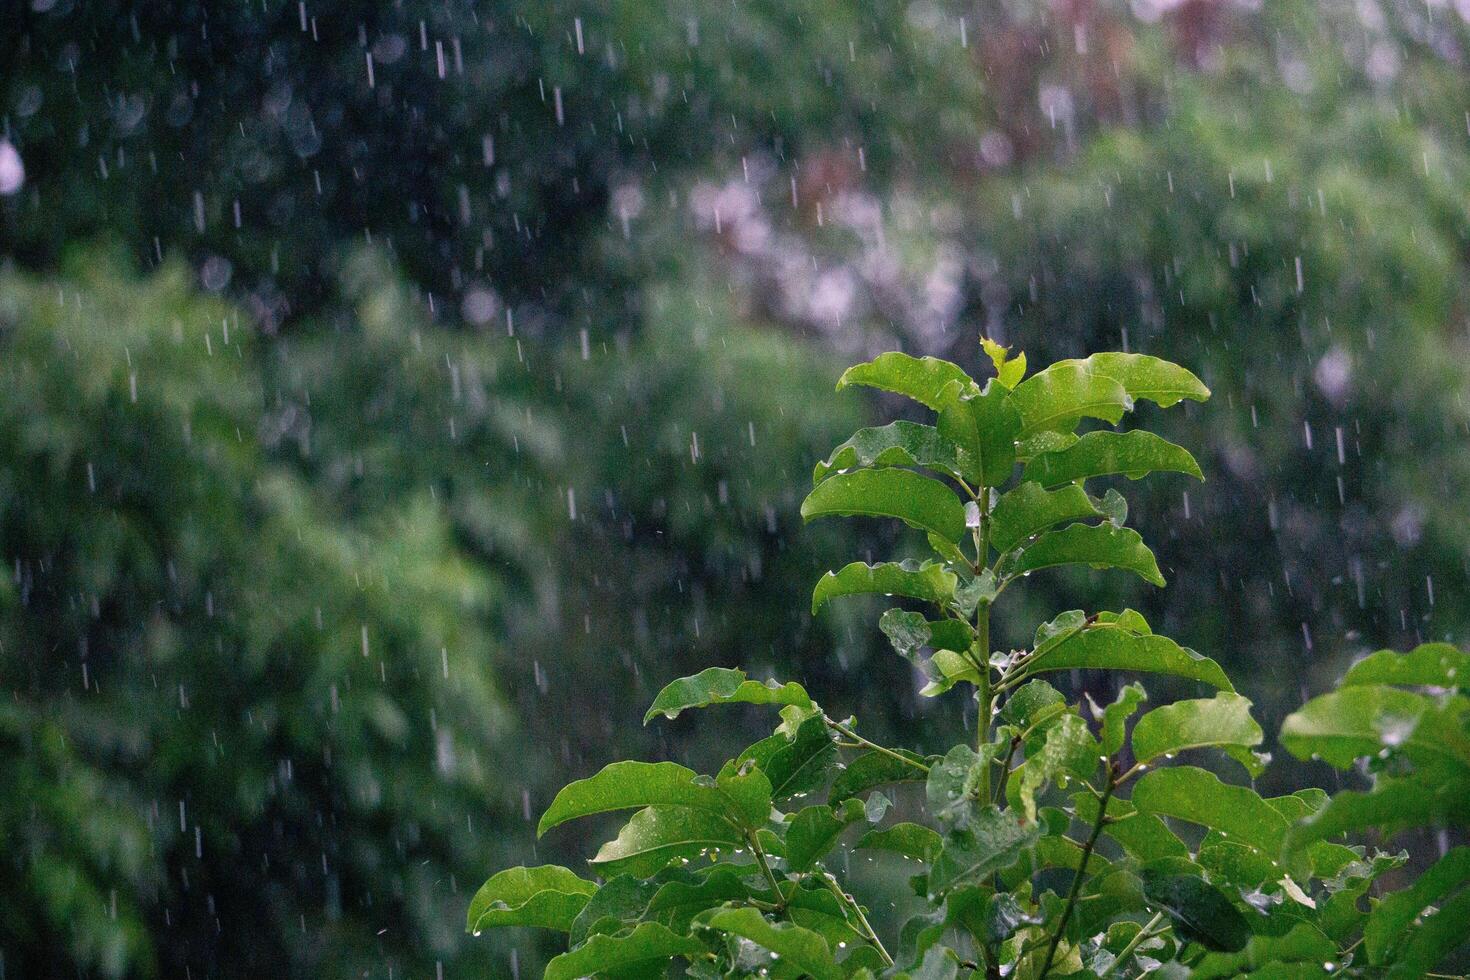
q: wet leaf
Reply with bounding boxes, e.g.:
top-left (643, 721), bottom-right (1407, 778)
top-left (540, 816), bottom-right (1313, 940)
top-left (802, 467), bottom-right (968, 542)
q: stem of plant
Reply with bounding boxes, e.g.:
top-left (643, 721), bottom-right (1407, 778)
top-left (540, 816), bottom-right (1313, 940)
top-left (1096, 911), bottom-right (1166, 978)
top-left (1037, 765), bottom-right (1117, 980)
top-left (747, 833), bottom-right (786, 912)
top-left (823, 873), bottom-right (894, 968)
top-left (823, 716), bottom-right (930, 774)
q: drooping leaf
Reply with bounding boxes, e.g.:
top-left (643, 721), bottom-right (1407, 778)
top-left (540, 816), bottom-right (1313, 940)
top-left (813, 421), bottom-right (965, 483)
top-left (988, 482), bottom-right (1102, 554)
top-left (930, 805), bottom-right (1039, 895)
top-left (1341, 642), bottom-right (1470, 690)
top-left (927, 619), bottom-right (975, 652)
top-left (935, 379), bottom-right (1020, 487)
top-left (879, 609), bottom-right (933, 664)
top-left (1075, 352), bottom-right (1210, 408)
top-left (590, 805), bottom-right (746, 877)
top-left (1364, 847), bottom-right (1470, 965)
top-left (1131, 693), bottom-right (1264, 776)
top-left (1131, 766), bottom-right (1288, 855)
top-left (543, 921), bottom-right (704, 980)
top-left (1022, 429), bottom-right (1202, 487)
top-left (811, 560), bottom-right (958, 614)
top-left (856, 823), bottom-right (942, 862)
top-left (1100, 683), bottom-right (1148, 757)
top-left (1006, 362), bottom-right (1133, 438)
top-left (705, 907), bottom-right (845, 980)
top-left (802, 468), bottom-right (968, 542)
top-left (1011, 523), bottom-right (1164, 586)
top-left (569, 874), bottom-right (662, 945)
top-left (926, 745), bottom-right (985, 825)
top-left (465, 865), bottom-right (597, 934)
top-left (715, 762), bottom-right (776, 828)
top-left (1021, 624), bottom-right (1233, 691)
top-left (1377, 883), bottom-right (1470, 977)
top-left (538, 761), bottom-right (738, 837)
top-left (1278, 686), bottom-right (1470, 776)
top-left (1142, 872), bottom-right (1252, 953)
top-left (644, 667), bottom-right (813, 723)
top-left (830, 749), bottom-right (934, 803)
top-left (837, 352), bottom-right (977, 409)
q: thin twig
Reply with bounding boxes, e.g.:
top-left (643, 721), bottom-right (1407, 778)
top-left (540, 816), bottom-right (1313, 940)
top-left (747, 833), bottom-right (786, 912)
top-left (1096, 911), bottom-right (1166, 978)
top-left (822, 716), bottom-right (930, 773)
top-left (1038, 765), bottom-right (1118, 980)
top-left (822, 873), bottom-right (894, 968)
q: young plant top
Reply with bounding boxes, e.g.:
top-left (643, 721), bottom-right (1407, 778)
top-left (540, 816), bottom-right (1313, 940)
top-left (468, 340), bottom-right (1470, 978)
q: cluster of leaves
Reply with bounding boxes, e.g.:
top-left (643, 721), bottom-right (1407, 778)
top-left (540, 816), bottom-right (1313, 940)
top-left (470, 340), bottom-right (1468, 978)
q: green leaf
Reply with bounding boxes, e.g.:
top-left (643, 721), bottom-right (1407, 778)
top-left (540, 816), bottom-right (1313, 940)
top-left (802, 468), bottom-right (967, 542)
top-left (1341, 642), bottom-right (1470, 689)
top-left (830, 749), bottom-right (934, 803)
top-left (989, 482), bottom-right (1102, 554)
top-left (543, 921), bottom-right (704, 980)
top-left (926, 745), bottom-right (985, 825)
top-left (1142, 873), bottom-right (1252, 952)
top-left (1278, 686), bottom-right (1470, 776)
top-left (930, 805), bottom-right (1039, 895)
top-left (1381, 885), bottom-right (1470, 977)
top-left (982, 338), bottom-right (1027, 389)
top-left (935, 379), bottom-right (1020, 487)
top-left (590, 805), bottom-right (745, 877)
top-left (813, 421), bottom-right (965, 483)
top-left (928, 619), bottom-right (975, 652)
top-left (716, 762), bottom-right (776, 828)
top-left (1100, 683), bottom-right (1148, 757)
top-left (1131, 766), bottom-right (1288, 855)
top-left (705, 907), bottom-right (845, 980)
top-left (1011, 523), bottom-right (1164, 586)
top-left (1017, 713), bottom-right (1099, 822)
top-left (1015, 430), bottom-right (1079, 461)
top-left (1364, 846), bottom-right (1470, 964)
top-left (644, 667), bottom-right (813, 723)
top-left (785, 805), bottom-right (856, 872)
top-left (1131, 693), bottom-right (1264, 776)
top-left (538, 761), bottom-right (737, 837)
top-left (999, 679), bottom-right (1066, 731)
top-left (837, 352), bottom-right (977, 410)
top-left (879, 609), bottom-right (933, 664)
top-left (1021, 623), bottom-right (1233, 691)
top-left (1074, 793), bottom-right (1189, 863)
top-left (740, 714), bottom-right (838, 803)
top-left (1075, 352), bottom-right (1210, 408)
top-left (1283, 776), bottom-right (1470, 855)
top-left (569, 874), bottom-right (661, 945)
top-left (465, 865), bottom-right (597, 934)
top-left (811, 560), bottom-right (958, 615)
top-left (644, 868), bottom-right (753, 933)
top-left (1022, 430), bottom-right (1202, 487)
top-left (1006, 362), bottom-right (1133, 438)
top-left (856, 822), bottom-right (942, 862)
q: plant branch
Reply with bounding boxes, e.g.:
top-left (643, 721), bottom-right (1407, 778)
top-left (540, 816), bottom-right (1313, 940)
top-left (822, 873), bottom-right (894, 968)
top-left (822, 716), bottom-right (931, 773)
top-left (1096, 911), bottom-right (1166, 978)
top-left (747, 833), bottom-right (786, 912)
top-left (1038, 765), bottom-right (1117, 980)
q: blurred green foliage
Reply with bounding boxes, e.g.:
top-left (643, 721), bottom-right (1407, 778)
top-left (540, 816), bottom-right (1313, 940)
top-left (4, 0), bottom-right (1470, 975)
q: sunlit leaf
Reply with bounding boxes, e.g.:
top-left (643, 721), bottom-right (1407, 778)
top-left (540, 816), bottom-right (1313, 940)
top-left (813, 421), bottom-right (965, 483)
top-left (1011, 523), bottom-right (1164, 586)
top-left (1100, 683), bottom-right (1148, 757)
top-left (543, 921), bottom-right (704, 980)
top-left (465, 865), bottom-right (597, 934)
top-left (1131, 693), bottom-right (1264, 776)
top-left (1021, 624), bottom-right (1233, 691)
top-left (982, 337), bottom-right (1027, 389)
top-left (935, 379), bottom-right (1020, 487)
top-left (811, 560), bottom-right (958, 614)
top-left (644, 667), bottom-right (813, 723)
top-left (837, 352), bottom-right (977, 410)
top-left (989, 482), bottom-right (1102, 554)
top-left (1022, 429), bottom-right (1202, 487)
top-left (802, 468), bottom-right (967, 542)
top-left (1006, 362), bottom-right (1133, 438)
top-left (1075, 352), bottom-right (1210, 408)
top-left (1341, 642), bottom-right (1470, 690)
top-left (538, 761), bottom-right (738, 836)
top-left (590, 805), bottom-right (745, 877)
top-left (1131, 766), bottom-right (1287, 854)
